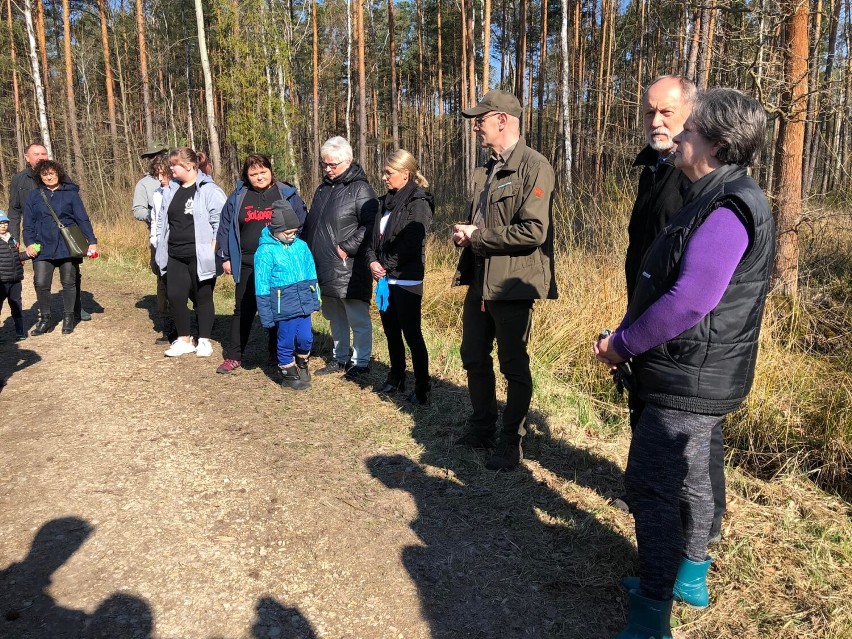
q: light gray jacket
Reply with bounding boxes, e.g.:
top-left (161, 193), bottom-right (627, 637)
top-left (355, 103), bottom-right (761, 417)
top-left (154, 172), bottom-right (226, 280)
top-left (133, 174), bottom-right (161, 223)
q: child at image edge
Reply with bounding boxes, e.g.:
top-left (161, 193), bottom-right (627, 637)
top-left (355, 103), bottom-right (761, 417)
top-left (255, 200), bottom-right (320, 391)
top-left (0, 210), bottom-right (26, 340)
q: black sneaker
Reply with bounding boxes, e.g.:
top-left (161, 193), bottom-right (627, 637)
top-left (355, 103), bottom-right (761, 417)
top-left (315, 360), bottom-right (348, 376)
top-left (343, 365), bottom-right (370, 380)
top-left (485, 440), bottom-right (523, 471)
top-left (455, 429), bottom-right (496, 449)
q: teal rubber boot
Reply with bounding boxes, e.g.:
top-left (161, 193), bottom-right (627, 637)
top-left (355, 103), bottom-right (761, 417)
top-left (622, 556), bottom-right (711, 608)
top-left (616, 589), bottom-right (673, 639)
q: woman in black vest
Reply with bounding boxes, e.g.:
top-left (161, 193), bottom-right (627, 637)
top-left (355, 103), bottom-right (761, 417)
top-left (367, 149), bottom-right (434, 405)
top-left (595, 89), bottom-right (775, 639)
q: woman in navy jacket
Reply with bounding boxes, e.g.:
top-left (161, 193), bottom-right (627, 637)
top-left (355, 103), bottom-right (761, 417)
top-left (214, 153), bottom-right (307, 373)
top-left (23, 160), bottom-right (97, 335)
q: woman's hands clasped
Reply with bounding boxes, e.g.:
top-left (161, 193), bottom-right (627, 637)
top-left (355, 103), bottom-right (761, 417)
top-left (369, 260), bottom-right (386, 281)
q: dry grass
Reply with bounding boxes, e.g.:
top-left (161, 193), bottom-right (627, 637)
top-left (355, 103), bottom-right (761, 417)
top-left (91, 187), bottom-right (851, 499)
top-left (76, 190), bottom-right (852, 637)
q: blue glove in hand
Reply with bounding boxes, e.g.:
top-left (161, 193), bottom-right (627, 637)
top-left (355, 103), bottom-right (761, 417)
top-left (375, 276), bottom-right (390, 312)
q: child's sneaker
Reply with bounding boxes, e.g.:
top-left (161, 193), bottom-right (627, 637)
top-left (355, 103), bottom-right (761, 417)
top-left (216, 358), bottom-right (241, 373)
top-left (165, 339), bottom-right (196, 357)
top-left (195, 338), bottom-right (213, 357)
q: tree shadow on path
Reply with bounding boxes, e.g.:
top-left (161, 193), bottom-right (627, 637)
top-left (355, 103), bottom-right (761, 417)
top-left (0, 517), bottom-right (153, 639)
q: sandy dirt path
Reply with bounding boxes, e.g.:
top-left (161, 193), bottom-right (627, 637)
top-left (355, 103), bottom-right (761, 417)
top-left (0, 264), bottom-right (634, 639)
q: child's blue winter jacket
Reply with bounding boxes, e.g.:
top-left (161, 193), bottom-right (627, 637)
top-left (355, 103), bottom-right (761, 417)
top-left (255, 227), bottom-right (320, 327)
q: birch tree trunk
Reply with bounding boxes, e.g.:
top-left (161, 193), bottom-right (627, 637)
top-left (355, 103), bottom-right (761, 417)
top-left (35, 0), bottom-right (55, 143)
top-left (22, 0), bottom-right (52, 157)
top-left (561, 0), bottom-right (572, 193)
top-left (193, 0), bottom-right (222, 177)
top-left (773, 0), bottom-right (809, 297)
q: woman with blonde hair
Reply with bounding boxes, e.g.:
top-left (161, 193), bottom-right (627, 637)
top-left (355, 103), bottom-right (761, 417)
top-left (367, 149), bottom-right (434, 404)
top-left (154, 147), bottom-right (226, 357)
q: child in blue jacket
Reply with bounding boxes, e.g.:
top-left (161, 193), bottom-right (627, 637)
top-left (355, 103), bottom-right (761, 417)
top-left (255, 201), bottom-right (320, 390)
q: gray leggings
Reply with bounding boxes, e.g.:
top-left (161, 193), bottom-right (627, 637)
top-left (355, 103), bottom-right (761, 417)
top-left (625, 403), bottom-right (723, 600)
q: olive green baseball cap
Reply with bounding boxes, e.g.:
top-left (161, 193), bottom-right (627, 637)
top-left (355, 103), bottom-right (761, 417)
top-left (461, 89), bottom-right (523, 118)
top-left (140, 143), bottom-right (168, 159)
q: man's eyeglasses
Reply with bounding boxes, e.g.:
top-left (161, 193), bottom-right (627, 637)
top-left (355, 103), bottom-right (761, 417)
top-left (320, 160), bottom-right (343, 169)
top-left (473, 112), bottom-right (501, 127)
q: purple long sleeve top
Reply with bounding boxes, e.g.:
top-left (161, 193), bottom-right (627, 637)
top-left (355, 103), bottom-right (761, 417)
top-left (611, 207), bottom-right (749, 359)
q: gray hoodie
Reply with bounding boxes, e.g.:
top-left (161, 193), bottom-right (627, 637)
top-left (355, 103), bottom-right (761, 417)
top-left (154, 172), bottom-right (226, 280)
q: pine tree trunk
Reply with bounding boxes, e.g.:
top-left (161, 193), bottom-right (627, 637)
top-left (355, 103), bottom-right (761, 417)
top-left (312, 0), bottom-right (320, 185)
top-left (772, 0), bottom-right (809, 297)
top-left (62, 0), bottom-right (84, 184)
top-left (346, 0), bottom-right (352, 142)
top-left (6, 0), bottom-right (24, 167)
top-left (355, 0), bottom-right (367, 166)
top-left (96, 0), bottom-right (120, 170)
top-left (515, 0), bottom-right (528, 102)
top-left (22, 0), bottom-right (52, 157)
top-left (536, 0), bottom-right (548, 150)
top-left (193, 0), bottom-right (222, 177)
top-left (482, 0), bottom-right (491, 89)
top-left (388, 0), bottom-right (399, 148)
top-left (685, 7), bottom-right (700, 80)
top-left (136, 0), bottom-right (153, 146)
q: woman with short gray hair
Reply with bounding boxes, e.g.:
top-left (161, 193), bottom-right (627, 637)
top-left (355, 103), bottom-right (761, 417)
top-left (302, 137), bottom-right (379, 379)
top-left (595, 88), bottom-right (774, 638)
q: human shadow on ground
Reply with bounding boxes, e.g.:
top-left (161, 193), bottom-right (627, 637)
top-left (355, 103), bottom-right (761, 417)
top-left (0, 517), bottom-right (153, 639)
top-left (250, 596), bottom-right (318, 639)
top-left (365, 367), bottom-right (637, 638)
top-left (0, 321), bottom-right (41, 393)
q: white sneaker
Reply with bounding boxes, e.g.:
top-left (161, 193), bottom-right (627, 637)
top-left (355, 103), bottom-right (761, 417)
top-left (195, 338), bottom-right (213, 358)
top-left (165, 339), bottom-right (196, 357)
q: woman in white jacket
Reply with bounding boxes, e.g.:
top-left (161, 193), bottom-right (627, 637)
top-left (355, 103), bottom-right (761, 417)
top-left (154, 147), bottom-right (226, 357)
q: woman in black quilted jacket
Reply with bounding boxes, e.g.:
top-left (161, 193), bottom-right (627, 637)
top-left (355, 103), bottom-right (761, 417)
top-left (301, 136), bottom-right (379, 380)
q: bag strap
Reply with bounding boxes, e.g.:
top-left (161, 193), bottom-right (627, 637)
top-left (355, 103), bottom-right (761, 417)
top-left (39, 189), bottom-right (66, 229)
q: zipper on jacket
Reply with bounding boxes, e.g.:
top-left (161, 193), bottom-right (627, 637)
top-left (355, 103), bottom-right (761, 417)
top-left (277, 289), bottom-right (281, 314)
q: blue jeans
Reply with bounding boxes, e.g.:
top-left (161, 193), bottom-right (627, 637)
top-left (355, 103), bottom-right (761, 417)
top-left (276, 315), bottom-right (313, 366)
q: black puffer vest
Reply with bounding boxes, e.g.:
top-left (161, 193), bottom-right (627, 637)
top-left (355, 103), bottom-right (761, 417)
top-left (0, 235), bottom-right (24, 283)
top-left (629, 164), bottom-right (776, 415)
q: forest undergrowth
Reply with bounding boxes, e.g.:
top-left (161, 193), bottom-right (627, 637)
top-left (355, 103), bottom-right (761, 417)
top-left (93, 182), bottom-right (851, 501)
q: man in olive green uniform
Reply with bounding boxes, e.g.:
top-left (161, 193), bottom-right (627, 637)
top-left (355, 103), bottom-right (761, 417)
top-left (452, 90), bottom-right (557, 470)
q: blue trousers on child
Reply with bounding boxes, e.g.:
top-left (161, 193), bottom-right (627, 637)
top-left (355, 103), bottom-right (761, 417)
top-left (276, 315), bottom-right (313, 365)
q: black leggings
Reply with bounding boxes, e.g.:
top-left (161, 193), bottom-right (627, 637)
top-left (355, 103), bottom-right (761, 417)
top-left (33, 258), bottom-right (80, 317)
top-left (379, 284), bottom-right (430, 390)
top-left (166, 255), bottom-right (216, 339)
top-left (224, 263), bottom-right (276, 361)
